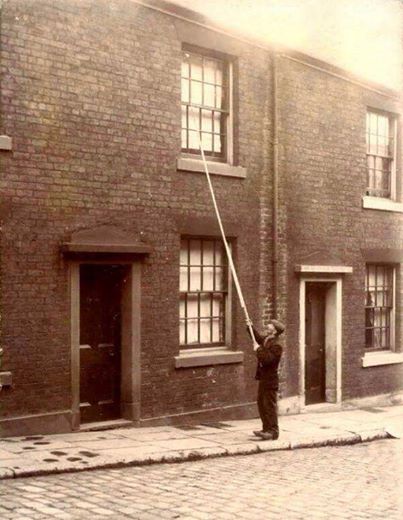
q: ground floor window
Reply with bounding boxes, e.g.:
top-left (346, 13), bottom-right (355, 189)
top-left (179, 237), bottom-right (229, 348)
top-left (365, 264), bottom-right (395, 351)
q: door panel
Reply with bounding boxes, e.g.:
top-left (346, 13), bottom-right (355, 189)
top-left (305, 283), bottom-right (326, 405)
top-left (79, 264), bottom-right (126, 423)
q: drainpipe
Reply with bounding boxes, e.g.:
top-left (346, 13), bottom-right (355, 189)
top-left (272, 53), bottom-right (279, 319)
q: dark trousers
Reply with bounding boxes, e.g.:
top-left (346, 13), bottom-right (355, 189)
top-left (257, 382), bottom-right (279, 437)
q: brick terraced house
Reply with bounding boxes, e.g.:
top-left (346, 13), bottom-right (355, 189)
top-left (0, 0), bottom-right (402, 436)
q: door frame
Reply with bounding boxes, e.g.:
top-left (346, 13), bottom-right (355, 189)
top-left (299, 275), bottom-right (343, 408)
top-left (70, 260), bottom-right (141, 430)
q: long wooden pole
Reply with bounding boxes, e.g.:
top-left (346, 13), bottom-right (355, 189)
top-left (198, 136), bottom-right (259, 351)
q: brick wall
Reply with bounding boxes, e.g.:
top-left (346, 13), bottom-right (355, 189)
top-left (0, 0), bottom-right (273, 429)
top-left (279, 55), bottom-right (403, 400)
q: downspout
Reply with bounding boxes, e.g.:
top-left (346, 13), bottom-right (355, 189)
top-left (0, 0), bottom-right (12, 394)
top-left (272, 53), bottom-right (279, 318)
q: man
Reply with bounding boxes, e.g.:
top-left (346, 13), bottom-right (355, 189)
top-left (247, 319), bottom-right (285, 440)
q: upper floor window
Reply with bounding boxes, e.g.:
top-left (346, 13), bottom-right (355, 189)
top-left (365, 264), bottom-right (395, 351)
top-left (181, 46), bottom-right (230, 161)
top-left (179, 238), bottom-right (229, 348)
top-left (366, 110), bottom-right (397, 199)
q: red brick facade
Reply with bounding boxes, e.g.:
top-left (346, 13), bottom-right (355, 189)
top-left (0, 0), bottom-right (402, 436)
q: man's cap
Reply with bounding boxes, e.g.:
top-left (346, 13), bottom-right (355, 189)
top-left (269, 319), bottom-right (285, 336)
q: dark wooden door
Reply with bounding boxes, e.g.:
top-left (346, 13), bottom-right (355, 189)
top-left (79, 264), bottom-right (126, 423)
top-left (305, 283), bottom-right (327, 405)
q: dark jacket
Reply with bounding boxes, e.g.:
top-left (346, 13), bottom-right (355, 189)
top-left (249, 326), bottom-right (283, 389)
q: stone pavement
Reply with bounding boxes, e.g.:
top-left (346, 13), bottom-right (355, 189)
top-left (1, 403), bottom-right (402, 480)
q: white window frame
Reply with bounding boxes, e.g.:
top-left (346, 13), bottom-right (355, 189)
top-left (179, 237), bottom-right (232, 350)
top-left (175, 237), bottom-right (240, 368)
top-left (365, 109), bottom-right (398, 202)
top-left (362, 264), bottom-right (403, 367)
top-left (365, 264), bottom-right (396, 352)
top-left (180, 45), bottom-right (234, 165)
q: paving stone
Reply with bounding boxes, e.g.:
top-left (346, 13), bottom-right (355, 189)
top-left (1, 406), bottom-right (403, 483)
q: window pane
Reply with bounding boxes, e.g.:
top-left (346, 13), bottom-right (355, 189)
top-left (367, 154), bottom-right (374, 174)
top-left (189, 239), bottom-right (201, 263)
top-left (373, 327), bottom-right (381, 348)
top-left (370, 112), bottom-right (378, 130)
top-left (180, 240), bottom-right (188, 263)
top-left (203, 240), bottom-right (214, 264)
top-left (203, 266), bottom-right (214, 290)
top-left (381, 327), bottom-right (388, 349)
top-left (190, 54), bottom-right (203, 80)
top-left (181, 129), bottom-right (187, 150)
top-left (366, 288), bottom-right (373, 306)
top-left (200, 294), bottom-right (211, 317)
top-left (188, 129), bottom-right (199, 150)
top-left (368, 265), bottom-right (375, 286)
top-left (187, 294), bottom-right (198, 318)
top-left (179, 298), bottom-right (186, 319)
top-left (201, 131), bottom-right (213, 153)
top-left (189, 267), bottom-right (201, 291)
top-left (212, 318), bottom-right (222, 343)
top-left (203, 58), bottom-right (216, 83)
top-left (213, 112), bottom-right (221, 134)
top-left (368, 134), bottom-right (377, 155)
top-left (181, 106), bottom-right (187, 129)
top-left (212, 294), bottom-right (223, 316)
top-left (202, 241), bottom-right (214, 290)
top-left (181, 78), bottom-right (190, 103)
top-left (214, 135), bottom-right (222, 155)
top-left (378, 115), bottom-right (388, 137)
top-left (215, 86), bottom-right (223, 109)
top-left (204, 83), bottom-right (215, 107)
top-left (180, 266), bottom-right (188, 292)
top-left (377, 135), bottom-right (388, 156)
top-left (215, 267), bottom-right (224, 290)
top-left (187, 319), bottom-right (198, 344)
top-left (201, 109), bottom-right (213, 132)
top-left (191, 80), bottom-right (202, 105)
top-left (385, 289), bottom-right (392, 307)
top-left (188, 107), bottom-right (199, 131)
top-left (215, 242), bottom-right (224, 264)
top-left (200, 318), bottom-right (211, 343)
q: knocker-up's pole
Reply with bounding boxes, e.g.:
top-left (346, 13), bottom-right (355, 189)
top-left (198, 135), bottom-right (259, 351)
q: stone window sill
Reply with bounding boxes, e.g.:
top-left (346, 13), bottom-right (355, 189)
top-left (177, 157), bottom-right (247, 178)
top-left (362, 351), bottom-right (403, 368)
top-left (175, 346), bottom-right (244, 368)
top-left (362, 196), bottom-right (403, 213)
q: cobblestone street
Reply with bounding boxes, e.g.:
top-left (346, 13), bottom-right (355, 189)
top-left (1, 438), bottom-right (402, 519)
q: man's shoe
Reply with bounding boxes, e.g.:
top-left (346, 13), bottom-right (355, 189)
top-left (253, 430), bottom-right (264, 437)
top-left (259, 432), bottom-right (275, 441)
